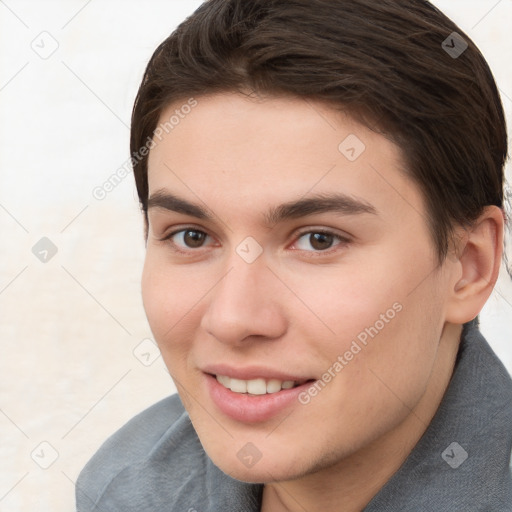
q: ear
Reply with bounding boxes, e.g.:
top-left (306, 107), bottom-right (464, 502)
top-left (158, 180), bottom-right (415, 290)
top-left (445, 206), bottom-right (504, 324)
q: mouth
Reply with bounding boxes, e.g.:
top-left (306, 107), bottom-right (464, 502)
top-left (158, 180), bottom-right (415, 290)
top-left (203, 371), bottom-right (316, 423)
top-left (214, 374), bottom-right (309, 395)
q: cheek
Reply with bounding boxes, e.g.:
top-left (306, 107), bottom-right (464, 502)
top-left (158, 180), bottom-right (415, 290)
top-left (288, 252), bottom-right (446, 394)
top-left (324, 276), bottom-right (444, 413)
top-left (285, 277), bottom-right (444, 461)
top-left (141, 251), bottom-right (205, 360)
top-left (280, 261), bottom-right (405, 353)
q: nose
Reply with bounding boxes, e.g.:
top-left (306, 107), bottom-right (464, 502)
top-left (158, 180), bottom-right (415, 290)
top-left (200, 257), bottom-right (288, 346)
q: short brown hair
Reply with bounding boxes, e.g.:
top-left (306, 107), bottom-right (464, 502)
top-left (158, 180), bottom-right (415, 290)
top-left (130, 0), bottom-right (508, 261)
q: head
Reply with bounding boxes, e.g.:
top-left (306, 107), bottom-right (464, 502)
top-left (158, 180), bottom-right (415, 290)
top-left (131, 0), bottom-right (507, 483)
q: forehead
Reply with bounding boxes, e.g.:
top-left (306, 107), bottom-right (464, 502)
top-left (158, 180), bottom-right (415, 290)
top-left (146, 92), bottom-right (426, 226)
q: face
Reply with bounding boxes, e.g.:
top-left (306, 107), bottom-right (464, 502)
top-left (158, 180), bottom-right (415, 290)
top-left (142, 92), bottom-right (455, 482)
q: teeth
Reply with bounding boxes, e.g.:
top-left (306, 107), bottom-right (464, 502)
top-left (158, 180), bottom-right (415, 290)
top-left (266, 379), bottom-right (282, 394)
top-left (246, 378), bottom-right (267, 395)
top-left (230, 378), bottom-right (247, 393)
top-left (216, 375), bottom-right (300, 395)
top-left (216, 374), bottom-right (230, 388)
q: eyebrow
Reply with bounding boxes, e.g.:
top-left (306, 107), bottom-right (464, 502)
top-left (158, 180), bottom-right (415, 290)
top-left (147, 190), bottom-right (377, 226)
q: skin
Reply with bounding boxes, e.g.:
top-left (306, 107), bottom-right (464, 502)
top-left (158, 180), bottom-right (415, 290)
top-left (141, 92), bottom-right (503, 512)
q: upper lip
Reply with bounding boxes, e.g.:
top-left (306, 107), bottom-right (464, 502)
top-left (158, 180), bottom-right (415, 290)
top-left (202, 364), bottom-right (313, 382)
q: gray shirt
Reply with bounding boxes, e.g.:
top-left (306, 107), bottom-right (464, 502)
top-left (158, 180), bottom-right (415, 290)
top-left (76, 322), bottom-right (512, 511)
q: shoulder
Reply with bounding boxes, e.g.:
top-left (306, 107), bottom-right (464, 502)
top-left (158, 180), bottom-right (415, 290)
top-left (75, 394), bottom-right (195, 510)
top-left (76, 393), bottom-right (261, 512)
top-left (365, 322), bottom-right (512, 511)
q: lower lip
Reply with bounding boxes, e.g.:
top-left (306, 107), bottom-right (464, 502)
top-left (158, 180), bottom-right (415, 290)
top-left (205, 374), bottom-right (313, 423)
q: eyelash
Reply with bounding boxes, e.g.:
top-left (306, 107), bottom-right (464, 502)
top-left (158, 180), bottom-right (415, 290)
top-left (159, 226), bottom-right (350, 257)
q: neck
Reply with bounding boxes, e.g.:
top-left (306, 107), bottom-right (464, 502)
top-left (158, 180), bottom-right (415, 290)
top-left (261, 322), bottom-right (462, 512)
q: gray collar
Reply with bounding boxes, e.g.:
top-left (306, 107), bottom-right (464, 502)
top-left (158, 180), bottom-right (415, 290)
top-left (364, 321), bottom-right (512, 511)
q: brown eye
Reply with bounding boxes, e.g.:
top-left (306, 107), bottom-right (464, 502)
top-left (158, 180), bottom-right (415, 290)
top-left (295, 231), bottom-right (339, 251)
top-left (183, 230), bottom-right (207, 248)
top-left (167, 229), bottom-right (211, 249)
top-left (309, 233), bottom-right (334, 250)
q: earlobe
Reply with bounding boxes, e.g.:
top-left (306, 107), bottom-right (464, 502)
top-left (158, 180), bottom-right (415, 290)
top-left (445, 206), bottom-right (504, 324)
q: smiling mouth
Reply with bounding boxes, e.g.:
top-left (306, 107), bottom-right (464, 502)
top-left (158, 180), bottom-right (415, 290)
top-left (214, 374), bottom-right (312, 395)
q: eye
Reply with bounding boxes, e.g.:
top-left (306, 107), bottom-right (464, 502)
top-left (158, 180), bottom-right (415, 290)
top-left (165, 228), bottom-right (212, 250)
top-left (293, 230), bottom-right (347, 252)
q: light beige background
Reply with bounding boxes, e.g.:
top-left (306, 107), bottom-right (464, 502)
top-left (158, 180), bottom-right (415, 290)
top-left (0, 1), bottom-right (511, 510)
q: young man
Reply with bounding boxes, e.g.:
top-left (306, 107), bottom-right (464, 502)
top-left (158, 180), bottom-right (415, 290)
top-left (76, 0), bottom-right (512, 510)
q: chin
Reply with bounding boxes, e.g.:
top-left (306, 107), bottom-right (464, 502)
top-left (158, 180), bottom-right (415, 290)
top-left (200, 434), bottom-right (314, 484)
top-left (213, 456), bottom-right (298, 484)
